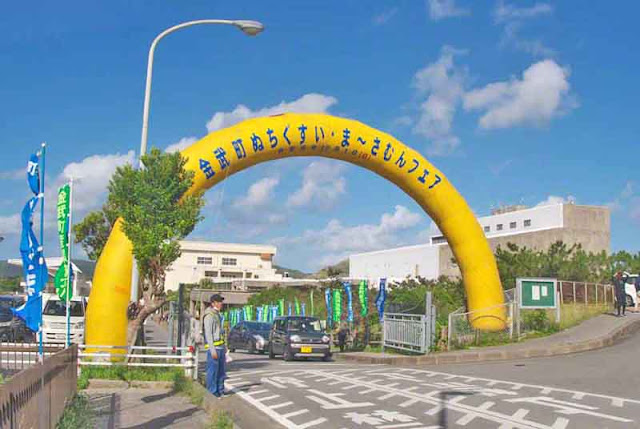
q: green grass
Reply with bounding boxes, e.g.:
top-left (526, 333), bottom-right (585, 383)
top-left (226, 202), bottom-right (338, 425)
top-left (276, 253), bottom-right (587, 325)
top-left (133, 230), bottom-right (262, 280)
top-left (172, 373), bottom-right (205, 407)
top-left (208, 410), bottom-right (233, 429)
top-left (77, 366), bottom-right (184, 389)
top-left (56, 394), bottom-right (94, 429)
top-left (558, 303), bottom-right (609, 330)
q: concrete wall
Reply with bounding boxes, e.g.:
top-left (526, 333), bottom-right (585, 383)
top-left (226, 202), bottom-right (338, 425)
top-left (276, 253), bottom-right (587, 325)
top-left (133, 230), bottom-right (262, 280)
top-left (349, 244), bottom-right (440, 285)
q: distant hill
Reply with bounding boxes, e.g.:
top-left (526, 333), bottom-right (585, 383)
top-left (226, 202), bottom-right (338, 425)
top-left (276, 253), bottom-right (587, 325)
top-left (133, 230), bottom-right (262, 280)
top-left (0, 261), bottom-right (22, 278)
top-left (313, 259), bottom-right (349, 279)
top-left (273, 265), bottom-right (310, 279)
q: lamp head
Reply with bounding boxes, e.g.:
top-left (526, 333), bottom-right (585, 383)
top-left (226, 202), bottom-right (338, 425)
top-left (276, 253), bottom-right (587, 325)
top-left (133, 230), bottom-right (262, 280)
top-left (233, 20), bottom-right (264, 36)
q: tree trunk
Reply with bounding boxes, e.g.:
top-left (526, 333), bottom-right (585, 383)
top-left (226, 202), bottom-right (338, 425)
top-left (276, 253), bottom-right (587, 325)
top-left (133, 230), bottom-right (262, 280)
top-left (126, 298), bottom-right (167, 358)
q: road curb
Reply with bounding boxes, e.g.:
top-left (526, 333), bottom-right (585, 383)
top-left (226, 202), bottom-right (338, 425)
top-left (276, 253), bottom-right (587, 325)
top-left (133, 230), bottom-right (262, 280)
top-left (336, 316), bottom-right (640, 366)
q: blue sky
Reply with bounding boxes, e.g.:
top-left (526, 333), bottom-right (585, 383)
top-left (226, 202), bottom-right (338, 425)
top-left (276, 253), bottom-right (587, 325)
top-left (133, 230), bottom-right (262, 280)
top-left (0, 1), bottom-right (638, 272)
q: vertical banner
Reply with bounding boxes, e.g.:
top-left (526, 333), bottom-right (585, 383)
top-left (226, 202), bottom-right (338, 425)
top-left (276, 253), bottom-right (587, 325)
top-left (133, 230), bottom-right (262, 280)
top-left (310, 288), bottom-right (315, 316)
top-left (256, 306), bottom-right (263, 322)
top-left (287, 302), bottom-right (293, 316)
top-left (324, 288), bottom-right (333, 328)
top-left (270, 305), bottom-right (278, 321)
top-left (375, 278), bottom-right (387, 322)
top-left (333, 288), bottom-right (342, 323)
top-left (294, 297), bottom-right (301, 316)
top-left (301, 302), bottom-right (306, 316)
top-left (263, 305), bottom-right (269, 322)
top-left (54, 184), bottom-right (72, 300)
top-left (13, 152), bottom-right (48, 333)
top-left (343, 282), bottom-right (353, 323)
top-left (278, 299), bottom-right (285, 317)
top-left (359, 280), bottom-right (368, 316)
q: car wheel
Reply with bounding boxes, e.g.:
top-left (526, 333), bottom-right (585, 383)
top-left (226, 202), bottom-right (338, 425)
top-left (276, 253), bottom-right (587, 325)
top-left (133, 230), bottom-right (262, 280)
top-left (283, 347), bottom-right (294, 362)
top-left (626, 294), bottom-right (635, 307)
top-left (229, 345), bottom-right (236, 353)
top-left (268, 345), bottom-right (275, 359)
top-left (322, 354), bottom-right (331, 362)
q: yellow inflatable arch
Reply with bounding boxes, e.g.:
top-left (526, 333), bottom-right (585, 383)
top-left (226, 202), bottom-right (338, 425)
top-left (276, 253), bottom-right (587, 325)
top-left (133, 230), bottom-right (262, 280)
top-left (86, 113), bottom-right (505, 347)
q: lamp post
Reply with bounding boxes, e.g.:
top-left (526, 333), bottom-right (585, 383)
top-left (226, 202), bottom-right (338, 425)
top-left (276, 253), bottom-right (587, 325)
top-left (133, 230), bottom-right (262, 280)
top-left (131, 19), bottom-right (265, 303)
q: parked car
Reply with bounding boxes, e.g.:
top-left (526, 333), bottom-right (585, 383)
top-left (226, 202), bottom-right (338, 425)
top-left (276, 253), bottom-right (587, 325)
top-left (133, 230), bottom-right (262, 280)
top-left (269, 316), bottom-right (331, 362)
top-left (623, 274), bottom-right (639, 307)
top-left (41, 296), bottom-right (86, 344)
top-left (227, 321), bottom-right (272, 354)
top-left (0, 295), bottom-right (33, 342)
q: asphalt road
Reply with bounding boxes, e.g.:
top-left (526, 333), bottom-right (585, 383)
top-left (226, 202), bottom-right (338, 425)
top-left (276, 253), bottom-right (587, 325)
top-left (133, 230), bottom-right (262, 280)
top-left (209, 331), bottom-right (640, 429)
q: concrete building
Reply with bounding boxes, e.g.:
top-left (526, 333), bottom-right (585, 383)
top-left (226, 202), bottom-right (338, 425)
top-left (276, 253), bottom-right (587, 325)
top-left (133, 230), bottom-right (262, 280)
top-left (8, 257), bottom-right (88, 296)
top-left (349, 203), bottom-right (610, 283)
top-left (164, 241), bottom-right (285, 292)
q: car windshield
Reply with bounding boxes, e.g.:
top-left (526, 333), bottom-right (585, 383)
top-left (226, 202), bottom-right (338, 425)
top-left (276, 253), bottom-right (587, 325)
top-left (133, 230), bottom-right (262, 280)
top-left (245, 322), bottom-right (271, 331)
top-left (287, 319), bottom-right (322, 333)
top-left (43, 300), bottom-right (84, 317)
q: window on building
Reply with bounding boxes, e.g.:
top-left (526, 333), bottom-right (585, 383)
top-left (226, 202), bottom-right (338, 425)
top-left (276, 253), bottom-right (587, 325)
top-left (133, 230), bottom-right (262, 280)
top-left (204, 271), bottom-right (218, 278)
top-left (496, 224), bottom-right (503, 231)
top-left (222, 257), bottom-right (237, 266)
top-left (245, 273), bottom-right (252, 279)
top-left (197, 256), bottom-right (212, 265)
top-left (220, 271), bottom-right (242, 278)
top-left (484, 226), bottom-right (490, 233)
top-left (510, 222), bottom-right (517, 229)
top-left (431, 235), bottom-right (447, 245)
top-left (524, 219), bottom-right (532, 227)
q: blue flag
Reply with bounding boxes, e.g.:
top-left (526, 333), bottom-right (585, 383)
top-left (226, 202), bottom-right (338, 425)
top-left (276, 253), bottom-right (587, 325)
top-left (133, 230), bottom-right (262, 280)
top-left (256, 306), bottom-right (264, 322)
top-left (27, 153), bottom-right (40, 195)
top-left (301, 302), bottom-right (306, 316)
top-left (375, 278), bottom-right (387, 322)
top-left (324, 288), bottom-right (333, 328)
top-left (288, 302), bottom-right (293, 316)
top-left (12, 295), bottom-right (43, 332)
top-left (343, 282), bottom-right (354, 323)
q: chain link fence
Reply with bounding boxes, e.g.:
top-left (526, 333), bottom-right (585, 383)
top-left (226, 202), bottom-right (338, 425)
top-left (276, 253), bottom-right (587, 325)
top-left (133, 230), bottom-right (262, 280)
top-left (447, 282), bottom-right (615, 350)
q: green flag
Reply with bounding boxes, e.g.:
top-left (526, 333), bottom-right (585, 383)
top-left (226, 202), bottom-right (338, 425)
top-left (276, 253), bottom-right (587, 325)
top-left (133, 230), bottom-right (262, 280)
top-left (359, 280), bottom-right (368, 316)
top-left (278, 299), bottom-right (285, 316)
top-left (55, 184), bottom-right (71, 300)
top-left (333, 289), bottom-right (342, 323)
top-left (295, 297), bottom-right (300, 315)
top-left (310, 288), bottom-right (315, 316)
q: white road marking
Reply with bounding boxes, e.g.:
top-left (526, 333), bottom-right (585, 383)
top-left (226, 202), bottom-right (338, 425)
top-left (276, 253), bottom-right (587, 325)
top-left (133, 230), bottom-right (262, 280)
top-left (297, 417), bottom-right (327, 428)
top-left (282, 409), bottom-right (308, 418)
top-left (341, 384), bottom-right (361, 390)
top-left (506, 397), bottom-right (632, 422)
top-left (270, 401), bottom-right (294, 410)
top-left (571, 392), bottom-right (585, 400)
top-left (257, 394), bottom-right (280, 403)
top-left (247, 389), bottom-right (269, 396)
top-left (306, 389), bottom-right (374, 410)
top-left (378, 423), bottom-right (423, 429)
top-left (261, 378), bottom-right (286, 389)
top-left (399, 398), bottom-right (420, 408)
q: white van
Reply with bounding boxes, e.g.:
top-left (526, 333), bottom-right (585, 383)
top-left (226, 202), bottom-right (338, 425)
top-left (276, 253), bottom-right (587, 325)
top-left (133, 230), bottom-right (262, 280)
top-left (623, 274), bottom-right (639, 308)
top-left (41, 295), bottom-right (86, 344)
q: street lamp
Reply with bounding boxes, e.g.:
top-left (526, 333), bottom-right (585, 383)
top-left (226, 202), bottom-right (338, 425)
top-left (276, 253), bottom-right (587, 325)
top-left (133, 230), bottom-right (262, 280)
top-left (131, 19), bottom-right (265, 302)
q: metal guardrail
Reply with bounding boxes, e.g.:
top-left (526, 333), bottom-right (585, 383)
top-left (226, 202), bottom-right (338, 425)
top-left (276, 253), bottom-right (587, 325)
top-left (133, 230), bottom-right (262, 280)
top-left (0, 343), bottom-right (65, 375)
top-left (383, 312), bottom-right (435, 354)
top-left (447, 302), bottom-right (514, 351)
top-left (78, 344), bottom-right (199, 379)
top-left (0, 345), bottom-right (77, 429)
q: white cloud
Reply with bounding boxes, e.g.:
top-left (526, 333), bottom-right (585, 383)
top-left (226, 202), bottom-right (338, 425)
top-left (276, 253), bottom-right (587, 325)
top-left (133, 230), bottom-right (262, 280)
top-left (412, 46), bottom-right (467, 155)
top-left (0, 213), bottom-right (20, 235)
top-left (54, 151), bottom-right (135, 212)
top-left (607, 182), bottom-right (634, 213)
top-left (536, 195), bottom-right (576, 207)
top-left (206, 93), bottom-right (338, 133)
top-left (373, 7), bottom-right (399, 25)
top-left (463, 59), bottom-right (574, 129)
top-left (494, 1), bottom-right (552, 23)
top-left (233, 177), bottom-right (279, 209)
top-left (428, 0), bottom-right (470, 21)
top-left (494, 1), bottom-right (554, 57)
top-left (274, 205), bottom-right (423, 257)
top-left (287, 162), bottom-right (346, 210)
top-left (0, 168), bottom-right (24, 180)
top-left (165, 137), bottom-right (198, 153)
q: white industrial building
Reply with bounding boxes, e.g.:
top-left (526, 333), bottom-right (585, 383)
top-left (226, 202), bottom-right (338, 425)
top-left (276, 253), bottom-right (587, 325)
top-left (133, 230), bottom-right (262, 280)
top-left (349, 203), bottom-right (610, 284)
top-left (164, 241), bottom-right (286, 292)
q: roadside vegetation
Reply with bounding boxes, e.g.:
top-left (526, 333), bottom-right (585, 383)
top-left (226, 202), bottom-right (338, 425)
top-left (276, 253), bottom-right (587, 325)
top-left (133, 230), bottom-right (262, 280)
top-left (77, 366), bottom-right (184, 389)
top-left (56, 394), bottom-right (94, 429)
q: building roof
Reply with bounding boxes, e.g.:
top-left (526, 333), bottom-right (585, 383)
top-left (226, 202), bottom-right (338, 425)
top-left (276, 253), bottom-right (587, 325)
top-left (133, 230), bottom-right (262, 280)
top-left (179, 240), bottom-right (276, 255)
top-left (8, 257), bottom-right (83, 274)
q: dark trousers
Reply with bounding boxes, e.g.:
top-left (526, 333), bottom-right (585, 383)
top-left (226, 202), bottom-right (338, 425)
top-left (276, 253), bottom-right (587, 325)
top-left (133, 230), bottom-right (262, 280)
top-left (206, 347), bottom-right (226, 396)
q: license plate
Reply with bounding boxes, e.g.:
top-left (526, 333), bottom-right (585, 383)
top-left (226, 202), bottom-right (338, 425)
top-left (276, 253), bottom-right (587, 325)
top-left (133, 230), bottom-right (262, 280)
top-left (300, 346), bottom-right (312, 353)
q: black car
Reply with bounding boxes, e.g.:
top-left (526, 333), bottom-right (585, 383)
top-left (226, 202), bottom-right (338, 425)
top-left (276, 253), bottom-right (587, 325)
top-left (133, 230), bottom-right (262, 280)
top-left (0, 306), bottom-right (32, 343)
top-left (227, 321), bottom-right (272, 354)
top-left (269, 316), bottom-right (331, 362)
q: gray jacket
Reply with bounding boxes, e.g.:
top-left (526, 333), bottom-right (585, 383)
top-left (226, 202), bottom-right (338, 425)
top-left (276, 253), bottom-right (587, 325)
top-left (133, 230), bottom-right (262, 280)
top-left (203, 306), bottom-right (224, 350)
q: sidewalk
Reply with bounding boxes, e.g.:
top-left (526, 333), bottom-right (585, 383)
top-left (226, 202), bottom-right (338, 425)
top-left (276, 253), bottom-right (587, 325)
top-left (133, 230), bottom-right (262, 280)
top-left (337, 312), bottom-right (640, 366)
top-left (87, 386), bottom-right (210, 429)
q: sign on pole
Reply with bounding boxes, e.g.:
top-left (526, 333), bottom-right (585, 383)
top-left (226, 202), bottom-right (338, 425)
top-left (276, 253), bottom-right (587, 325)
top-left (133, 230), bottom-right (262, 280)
top-left (54, 184), bottom-right (72, 301)
top-left (517, 278), bottom-right (558, 309)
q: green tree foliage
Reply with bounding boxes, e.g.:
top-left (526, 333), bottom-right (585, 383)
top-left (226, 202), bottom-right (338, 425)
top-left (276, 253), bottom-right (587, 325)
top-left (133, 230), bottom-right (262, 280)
top-left (72, 200), bottom-right (119, 261)
top-left (107, 148), bottom-right (204, 343)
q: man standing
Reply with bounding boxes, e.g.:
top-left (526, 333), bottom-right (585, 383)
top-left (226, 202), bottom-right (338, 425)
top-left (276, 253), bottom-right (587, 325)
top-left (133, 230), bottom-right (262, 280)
top-left (614, 271), bottom-right (627, 317)
top-left (203, 294), bottom-right (226, 397)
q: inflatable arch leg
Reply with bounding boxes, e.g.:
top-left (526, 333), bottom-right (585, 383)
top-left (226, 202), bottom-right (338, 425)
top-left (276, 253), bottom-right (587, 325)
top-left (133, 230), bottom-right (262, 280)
top-left (86, 113), bottom-right (505, 346)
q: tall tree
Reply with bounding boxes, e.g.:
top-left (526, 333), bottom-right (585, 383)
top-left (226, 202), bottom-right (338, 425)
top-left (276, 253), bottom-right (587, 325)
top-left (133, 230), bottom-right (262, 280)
top-left (73, 200), bottom-right (118, 261)
top-left (108, 148), bottom-right (204, 345)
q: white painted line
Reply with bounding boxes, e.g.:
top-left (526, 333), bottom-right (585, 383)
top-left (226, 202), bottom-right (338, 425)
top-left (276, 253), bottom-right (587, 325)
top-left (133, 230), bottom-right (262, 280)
top-left (297, 418), bottom-right (328, 429)
top-left (227, 384), bottom-right (304, 429)
top-left (541, 388), bottom-right (552, 394)
top-left (425, 405), bottom-right (442, 416)
top-left (270, 401), bottom-right (293, 410)
top-left (572, 392), bottom-right (585, 400)
top-left (612, 398), bottom-right (624, 407)
top-left (306, 389), bottom-right (374, 410)
top-left (256, 394), bottom-right (280, 403)
top-left (512, 409), bottom-right (530, 419)
top-left (247, 389), bottom-right (269, 396)
top-left (377, 392), bottom-right (397, 400)
top-left (399, 398), bottom-right (420, 408)
top-left (327, 380), bottom-right (346, 386)
top-left (282, 409), bottom-right (308, 419)
top-left (551, 417), bottom-right (570, 429)
top-left (341, 384), bottom-right (361, 390)
top-left (261, 378), bottom-right (286, 389)
top-left (358, 388), bottom-right (380, 395)
top-left (378, 422), bottom-right (423, 429)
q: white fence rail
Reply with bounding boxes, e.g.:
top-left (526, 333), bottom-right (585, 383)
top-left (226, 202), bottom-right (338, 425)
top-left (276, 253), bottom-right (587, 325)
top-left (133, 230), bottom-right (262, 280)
top-left (78, 344), bottom-right (199, 379)
top-left (383, 311), bottom-right (435, 354)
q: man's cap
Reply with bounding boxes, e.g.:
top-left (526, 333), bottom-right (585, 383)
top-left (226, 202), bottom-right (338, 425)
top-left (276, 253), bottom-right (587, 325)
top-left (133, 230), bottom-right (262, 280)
top-left (210, 293), bottom-right (225, 303)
